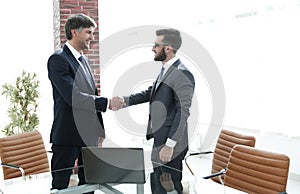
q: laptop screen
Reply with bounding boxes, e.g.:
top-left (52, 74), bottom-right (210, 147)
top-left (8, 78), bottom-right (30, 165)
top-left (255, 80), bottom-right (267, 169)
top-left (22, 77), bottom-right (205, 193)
top-left (81, 147), bottom-right (146, 184)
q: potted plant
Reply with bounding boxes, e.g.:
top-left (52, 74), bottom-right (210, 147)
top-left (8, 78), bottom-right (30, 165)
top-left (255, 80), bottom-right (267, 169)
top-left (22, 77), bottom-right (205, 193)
top-left (1, 70), bottom-right (40, 136)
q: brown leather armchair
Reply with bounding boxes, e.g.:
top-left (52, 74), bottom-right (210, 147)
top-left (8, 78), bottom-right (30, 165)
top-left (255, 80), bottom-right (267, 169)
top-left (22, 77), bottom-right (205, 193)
top-left (204, 145), bottom-right (290, 194)
top-left (185, 129), bottom-right (256, 184)
top-left (0, 130), bottom-right (49, 180)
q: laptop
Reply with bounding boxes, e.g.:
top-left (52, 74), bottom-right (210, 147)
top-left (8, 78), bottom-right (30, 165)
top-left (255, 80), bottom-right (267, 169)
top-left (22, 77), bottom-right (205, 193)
top-left (81, 147), bottom-right (146, 184)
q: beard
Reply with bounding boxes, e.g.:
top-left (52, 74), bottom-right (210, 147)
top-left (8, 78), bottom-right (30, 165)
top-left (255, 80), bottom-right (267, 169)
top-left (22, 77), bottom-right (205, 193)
top-left (154, 48), bottom-right (166, 61)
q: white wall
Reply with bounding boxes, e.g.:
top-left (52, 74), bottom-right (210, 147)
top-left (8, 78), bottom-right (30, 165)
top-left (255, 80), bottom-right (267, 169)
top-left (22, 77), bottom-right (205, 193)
top-left (0, 0), bottom-right (54, 145)
top-left (99, 0), bottom-right (300, 176)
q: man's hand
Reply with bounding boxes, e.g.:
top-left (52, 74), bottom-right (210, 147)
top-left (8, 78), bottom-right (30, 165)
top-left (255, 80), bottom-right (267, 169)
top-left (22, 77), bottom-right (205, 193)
top-left (159, 145), bottom-right (174, 162)
top-left (98, 137), bottom-right (104, 148)
top-left (160, 172), bottom-right (175, 192)
top-left (109, 96), bottom-right (125, 110)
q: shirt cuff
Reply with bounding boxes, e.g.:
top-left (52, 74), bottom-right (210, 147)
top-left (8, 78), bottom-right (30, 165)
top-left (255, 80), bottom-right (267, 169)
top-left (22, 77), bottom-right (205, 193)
top-left (165, 138), bottom-right (177, 148)
top-left (167, 190), bottom-right (178, 194)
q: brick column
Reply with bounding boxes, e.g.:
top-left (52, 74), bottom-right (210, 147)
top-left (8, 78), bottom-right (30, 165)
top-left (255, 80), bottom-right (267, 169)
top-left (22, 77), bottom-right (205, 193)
top-left (52, 0), bottom-right (101, 94)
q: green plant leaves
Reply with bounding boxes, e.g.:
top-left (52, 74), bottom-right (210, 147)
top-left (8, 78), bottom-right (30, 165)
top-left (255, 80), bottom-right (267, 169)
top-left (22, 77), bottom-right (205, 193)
top-left (1, 70), bottom-right (40, 136)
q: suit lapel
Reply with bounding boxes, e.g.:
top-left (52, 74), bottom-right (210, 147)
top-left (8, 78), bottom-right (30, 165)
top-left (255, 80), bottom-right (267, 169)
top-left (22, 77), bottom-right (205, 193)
top-left (79, 56), bottom-right (96, 89)
top-left (150, 59), bottom-right (181, 101)
top-left (160, 59), bottom-right (181, 85)
top-left (150, 80), bottom-right (158, 101)
top-left (63, 45), bottom-right (96, 91)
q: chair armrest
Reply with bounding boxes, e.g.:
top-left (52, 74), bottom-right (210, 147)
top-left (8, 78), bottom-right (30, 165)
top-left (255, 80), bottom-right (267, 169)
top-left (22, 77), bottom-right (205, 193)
top-left (1, 162), bottom-right (25, 179)
top-left (188, 151), bottom-right (213, 156)
top-left (184, 151), bottom-right (213, 176)
top-left (203, 168), bottom-right (227, 185)
top-left (203, 168), bottom-right (226, 179)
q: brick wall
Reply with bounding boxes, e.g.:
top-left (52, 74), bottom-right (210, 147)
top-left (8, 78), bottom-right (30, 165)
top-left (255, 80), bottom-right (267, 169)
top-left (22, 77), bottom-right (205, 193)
top-left (53, 0), bottom-right (101, 94)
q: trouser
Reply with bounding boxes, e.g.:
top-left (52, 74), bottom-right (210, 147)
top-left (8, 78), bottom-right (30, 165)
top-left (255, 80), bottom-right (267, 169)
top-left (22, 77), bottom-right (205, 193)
top-left (150, 157), bottom-right (184, 194)
top-left (51, 145), bottom-right (93, 194)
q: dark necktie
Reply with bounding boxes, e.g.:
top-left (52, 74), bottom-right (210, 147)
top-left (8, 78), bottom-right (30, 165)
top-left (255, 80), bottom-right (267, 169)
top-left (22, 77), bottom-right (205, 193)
top-left (78, 56), bottom-right (94, 87)
top-left (155, 66), bottom-right (165, 89)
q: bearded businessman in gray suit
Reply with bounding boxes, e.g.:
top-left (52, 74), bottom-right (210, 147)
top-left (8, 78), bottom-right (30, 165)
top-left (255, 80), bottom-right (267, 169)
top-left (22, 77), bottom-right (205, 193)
top-left (119, 29), bottom-right (195, 194)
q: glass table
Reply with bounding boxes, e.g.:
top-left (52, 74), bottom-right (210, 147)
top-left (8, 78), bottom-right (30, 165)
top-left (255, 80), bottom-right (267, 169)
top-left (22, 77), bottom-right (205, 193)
top-left (1, 170), bottom-right (247, 194)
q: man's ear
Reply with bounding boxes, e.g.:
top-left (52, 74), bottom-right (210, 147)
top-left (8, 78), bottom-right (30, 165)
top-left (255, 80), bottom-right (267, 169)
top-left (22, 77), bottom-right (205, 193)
top-left (165, 45), bottom-right (173, 53)
top-left (71, 29), bottom-right (77, 38)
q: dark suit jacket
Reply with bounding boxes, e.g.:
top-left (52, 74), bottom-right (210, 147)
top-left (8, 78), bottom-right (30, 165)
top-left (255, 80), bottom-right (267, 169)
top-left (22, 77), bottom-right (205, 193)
top-left (124, 59), bottom-right (195, 162)
top-left (47, 45), bottom-right (107, 146)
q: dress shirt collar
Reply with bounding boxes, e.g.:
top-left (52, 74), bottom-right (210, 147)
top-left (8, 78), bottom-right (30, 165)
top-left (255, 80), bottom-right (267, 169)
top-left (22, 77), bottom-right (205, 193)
top-left (162, 56), bottom-right (179, 75)
top-left (65, 42), bottom-right (82, 60)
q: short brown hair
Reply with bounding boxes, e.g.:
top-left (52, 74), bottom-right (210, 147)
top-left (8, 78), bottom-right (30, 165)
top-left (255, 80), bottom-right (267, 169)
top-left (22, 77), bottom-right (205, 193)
top-left (156, 28), bottom-right (182, 53)
top-left (65, 13), bottom-right (97, 40)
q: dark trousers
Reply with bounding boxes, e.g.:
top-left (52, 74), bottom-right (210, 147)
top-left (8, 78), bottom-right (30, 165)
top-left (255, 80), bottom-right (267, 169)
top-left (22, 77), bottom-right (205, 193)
top-left (51, 145), bottom-right (93, 194)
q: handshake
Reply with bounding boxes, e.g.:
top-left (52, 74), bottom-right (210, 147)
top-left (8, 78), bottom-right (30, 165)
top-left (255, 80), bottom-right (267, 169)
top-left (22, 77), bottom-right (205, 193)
top-left (108, 96), bottom-right (126, 111)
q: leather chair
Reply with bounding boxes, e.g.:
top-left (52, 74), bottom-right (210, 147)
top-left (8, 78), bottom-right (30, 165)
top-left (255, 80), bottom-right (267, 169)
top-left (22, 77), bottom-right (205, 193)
top-left (185, 129), bottom-right (256, 184)
top-left (204, 145), bottom-right (290, 194)
top-left (0, 130), bottom-right (49, 179)
top-left (225, 145), bottom-right (290, 194)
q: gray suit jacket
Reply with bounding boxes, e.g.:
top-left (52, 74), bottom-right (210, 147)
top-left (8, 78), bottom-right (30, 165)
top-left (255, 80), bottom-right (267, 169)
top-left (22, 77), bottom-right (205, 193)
top-left (124, 59), bottom-right (195, 162)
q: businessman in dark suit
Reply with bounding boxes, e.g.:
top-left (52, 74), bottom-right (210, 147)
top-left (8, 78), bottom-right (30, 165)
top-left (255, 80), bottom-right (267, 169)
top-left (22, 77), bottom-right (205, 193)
top-left (121, 28), bottom-right (195, 194)
top-left (47, 13), bottom-right (123, 192)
